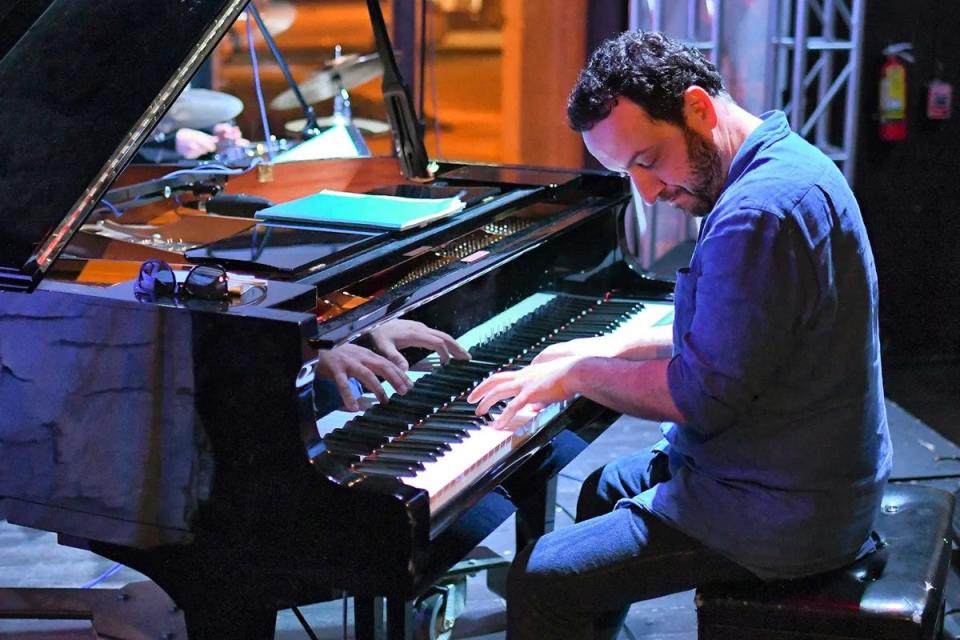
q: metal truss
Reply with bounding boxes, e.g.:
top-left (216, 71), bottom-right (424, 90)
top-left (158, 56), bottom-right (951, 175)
top-left (769, 0), bottom-right (865, 184)
top-left (627, 0), bottom-right (723, 268)
top-left (628, 0), bottom-right (723, 63)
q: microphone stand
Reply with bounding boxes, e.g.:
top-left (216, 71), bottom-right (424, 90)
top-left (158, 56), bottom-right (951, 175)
top-left (247, 3), bottom-right (321, 139)
top-left (365, 0), bottom-right (432, 181)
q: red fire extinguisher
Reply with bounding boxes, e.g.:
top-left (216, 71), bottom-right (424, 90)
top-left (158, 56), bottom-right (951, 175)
top-left (878, 43), bottom-right (914, 142)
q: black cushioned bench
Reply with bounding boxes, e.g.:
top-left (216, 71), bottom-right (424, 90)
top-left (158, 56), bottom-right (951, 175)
top-left (696, 484), bottom-right (955, 640)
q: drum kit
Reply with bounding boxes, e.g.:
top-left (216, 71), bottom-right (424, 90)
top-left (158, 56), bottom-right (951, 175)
top-left (159, 35), bottom-right (389, 164)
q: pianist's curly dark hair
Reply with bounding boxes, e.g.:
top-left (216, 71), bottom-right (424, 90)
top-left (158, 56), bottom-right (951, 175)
top-left (567, 31), bottom-right (727, 132)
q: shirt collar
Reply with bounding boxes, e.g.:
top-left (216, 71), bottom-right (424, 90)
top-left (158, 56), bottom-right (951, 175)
top-left (721, 110), bottom-right (791, 193)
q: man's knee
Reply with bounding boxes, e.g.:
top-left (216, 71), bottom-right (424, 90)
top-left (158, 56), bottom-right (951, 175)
top-left (508, 537), bottom-right (557, 606)
top-left (576, 451), bottom-right (664, 522)
top-left (576, 465), bottom-right (610, 522)
top-left (507, 538), bottom-right (590, 638)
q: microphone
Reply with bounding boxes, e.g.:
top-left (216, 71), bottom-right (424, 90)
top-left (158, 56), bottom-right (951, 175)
top-left (365, 0), bottom-right (432, 181)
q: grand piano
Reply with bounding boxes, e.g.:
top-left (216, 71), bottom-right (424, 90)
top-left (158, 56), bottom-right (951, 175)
top-left (0, 1), bottom-right (674, 638)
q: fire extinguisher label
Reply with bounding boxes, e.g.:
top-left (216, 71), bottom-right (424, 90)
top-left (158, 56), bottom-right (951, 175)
top-left (881, 66), bottom-right (906, 121)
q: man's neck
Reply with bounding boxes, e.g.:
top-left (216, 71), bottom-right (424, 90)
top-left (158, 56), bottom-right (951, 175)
top-left (713, 99), bottom-right (764, 181)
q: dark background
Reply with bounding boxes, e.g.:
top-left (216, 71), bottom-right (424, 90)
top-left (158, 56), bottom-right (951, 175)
top-left (855, 0), bottom-right (960, 363)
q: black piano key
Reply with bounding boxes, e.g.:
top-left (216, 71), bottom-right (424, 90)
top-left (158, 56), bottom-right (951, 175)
top-left (346, 422), bottom-right (403, 440)
top-left (406, 383), bottom-right (459, 398)
top-left (476, 346), bottom-right (521, 359)
top-left (410, 379), bottom-right (463, 396)
top-left (322, 451), bottom-right (365, 466)
top-left (354, 461), bottom-right (420, 478)
top-left (377, 444), bottom-right (439, 459)
top-left (382, 440), bottom-right (449, 455)
top-left (425, 371), bottom-right (482, 387)
top-left (437, 401), bottom-right (482, 415)
top-left (400, 432), bottom-right (458, 446)
top-left (365, 453), bottom-right (427, 470)
top-left (366, 404), bottom-right (430, 421)
top-left (326, 429), bottom-right (387, 448)
top-left (419, 417), bottom-right (484, 429)
top-left (351, 413), bottom-right (416, 430)
top-left (319, 443), bottom-right (365, 462)
top-left (386, 397), bottom-right (442, 414)
top-left (411, 427), bottom-right (466, 442)
top-left (508, 330), bottom-right (549, 342)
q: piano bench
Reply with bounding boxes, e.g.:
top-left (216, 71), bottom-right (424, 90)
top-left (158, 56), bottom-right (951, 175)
top-left (695, 484), bottom-right (954, 640)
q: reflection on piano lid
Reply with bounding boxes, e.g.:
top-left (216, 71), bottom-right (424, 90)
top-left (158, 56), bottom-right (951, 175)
top-left (186, 223), bottom-right (386, 273)
top-left (0, 0), bottom-right (250, 290)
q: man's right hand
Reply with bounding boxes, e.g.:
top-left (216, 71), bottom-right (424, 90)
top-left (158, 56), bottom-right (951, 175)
top-left (316, 344), bottom-right (413, 412)
top-left (533, 324), bottom-right (674, 365)
top-left (532, 335), bottom-right (620, 365)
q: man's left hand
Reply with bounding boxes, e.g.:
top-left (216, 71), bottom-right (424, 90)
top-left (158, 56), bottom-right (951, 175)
top-left (467, 357), bottom-right (582, 428)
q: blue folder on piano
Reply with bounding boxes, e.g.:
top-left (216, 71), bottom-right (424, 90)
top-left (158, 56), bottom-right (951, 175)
top-left (254, 189), bottom-right (466, 231)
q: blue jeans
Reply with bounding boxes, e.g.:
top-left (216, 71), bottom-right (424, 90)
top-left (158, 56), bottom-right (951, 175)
top-left (507, 450), bottom-right (758, 639)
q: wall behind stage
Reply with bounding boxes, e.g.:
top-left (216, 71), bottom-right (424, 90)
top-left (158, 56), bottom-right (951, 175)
top-left (855, 0), bottom-right (960, 362)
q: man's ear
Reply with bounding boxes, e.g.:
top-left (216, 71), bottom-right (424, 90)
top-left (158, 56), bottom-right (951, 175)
top-left (683, 86), bottom-right (718, 131)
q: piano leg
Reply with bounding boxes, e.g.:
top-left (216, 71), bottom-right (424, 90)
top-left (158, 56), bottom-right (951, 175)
top-left (355, 595), bottom-right (415, 640)
top-left (87, 541), bottom-right (280, 640)
top-left (514, 474), bottom-right (558, 551)
top-left (504, 429), bottom-right (587, 551)
top-left (355, 596), bottom-right (382, 639)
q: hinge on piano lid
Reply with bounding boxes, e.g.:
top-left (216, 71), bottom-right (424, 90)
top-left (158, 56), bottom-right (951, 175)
top-left (100, 172), bottom-right (227, 214)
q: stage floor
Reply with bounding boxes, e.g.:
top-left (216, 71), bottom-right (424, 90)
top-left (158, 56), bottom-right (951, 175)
top-left (2, 395), bottom-right (959, 639)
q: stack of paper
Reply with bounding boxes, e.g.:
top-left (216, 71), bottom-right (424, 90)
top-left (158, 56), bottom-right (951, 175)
top-left (254, 189), bottom-right (466, 231)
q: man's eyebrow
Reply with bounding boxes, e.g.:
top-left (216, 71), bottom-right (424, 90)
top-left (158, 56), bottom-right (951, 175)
top-left (626, 147), bottom-right (654, 167)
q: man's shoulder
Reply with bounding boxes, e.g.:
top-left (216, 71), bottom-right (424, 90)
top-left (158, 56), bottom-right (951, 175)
top-left (724, 131), bottom-right (853, 218)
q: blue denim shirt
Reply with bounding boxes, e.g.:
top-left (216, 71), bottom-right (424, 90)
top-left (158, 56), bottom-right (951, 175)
top-left (630, 111), bottom-right (892, 579)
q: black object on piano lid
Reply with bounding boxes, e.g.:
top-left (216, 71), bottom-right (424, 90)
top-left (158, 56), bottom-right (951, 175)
top-left (202, 193), bottom-right (276, 218)
top-left (365, 184), bottom-right (501, 208)
top-left (0, 0), bottom-right (249, 292)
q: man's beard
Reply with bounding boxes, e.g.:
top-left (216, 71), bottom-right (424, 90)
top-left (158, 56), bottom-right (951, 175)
top-left (663, 127), bottom-right (724, 216)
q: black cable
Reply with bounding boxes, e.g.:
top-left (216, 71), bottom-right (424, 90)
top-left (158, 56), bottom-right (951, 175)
top-left (247, 3), bottom-right (319, 137)
top-left (342, 591), bottom-right (349, 640)
top-left (428, 0), bottom-right (442, 157)
top-left (291, 605), bottom-right (320, 640)
top-left (418, 0), bottom-right (427, 121)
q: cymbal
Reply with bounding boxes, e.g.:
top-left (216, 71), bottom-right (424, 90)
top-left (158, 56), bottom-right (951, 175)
top-left (284, 116), bottom-right (391, 136)
top-left (232, 1), bottom-right (297, 37)
top-left (157, 88), bottom-right (243, 133)
top-left (270, 52), bottom-right (383, 111)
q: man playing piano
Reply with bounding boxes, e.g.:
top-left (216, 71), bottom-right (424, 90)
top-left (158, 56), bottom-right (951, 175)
top-left (468, 31), bottom-right (891, 639)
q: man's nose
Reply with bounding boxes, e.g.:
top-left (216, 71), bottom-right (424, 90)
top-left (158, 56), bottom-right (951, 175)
top-left (629, 168), bottom-right (665, 205)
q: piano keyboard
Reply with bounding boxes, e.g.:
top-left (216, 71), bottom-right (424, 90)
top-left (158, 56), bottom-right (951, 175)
top-left (313, 293), bottom-right (674, 514)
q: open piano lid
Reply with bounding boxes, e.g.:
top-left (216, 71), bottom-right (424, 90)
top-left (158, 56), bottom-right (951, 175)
top-left (0, 0), bottom-right (248, 292)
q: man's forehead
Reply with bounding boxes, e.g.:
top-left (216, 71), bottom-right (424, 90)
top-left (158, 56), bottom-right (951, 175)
top-left (582, 101), bottom-right (664, 170)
